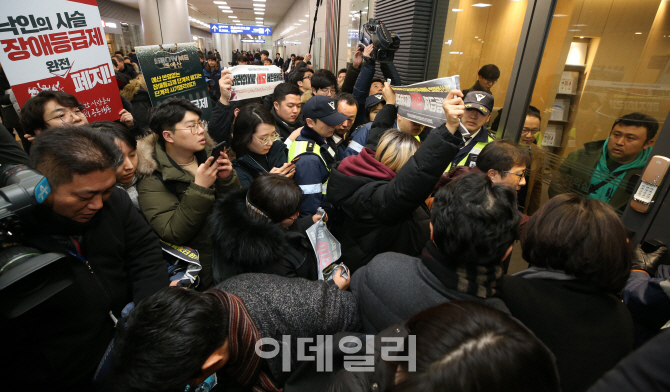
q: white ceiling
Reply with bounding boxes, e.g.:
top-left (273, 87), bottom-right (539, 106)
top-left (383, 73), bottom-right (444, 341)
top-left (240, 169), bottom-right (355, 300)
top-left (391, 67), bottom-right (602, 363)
top-left (110, 0), bottom-right (297, 32)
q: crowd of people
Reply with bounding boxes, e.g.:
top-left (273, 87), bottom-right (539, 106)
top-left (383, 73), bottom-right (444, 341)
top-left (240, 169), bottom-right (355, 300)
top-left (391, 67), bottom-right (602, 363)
top-left (0, 42), bottom-right (669, 392)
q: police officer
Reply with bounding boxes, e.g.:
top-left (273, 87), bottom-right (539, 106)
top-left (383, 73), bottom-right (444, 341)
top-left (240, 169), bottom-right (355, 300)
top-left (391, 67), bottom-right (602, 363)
top-left (447, 90), bottom-right (495, 171)
top-left (289, 95), bottom-right (348, 217)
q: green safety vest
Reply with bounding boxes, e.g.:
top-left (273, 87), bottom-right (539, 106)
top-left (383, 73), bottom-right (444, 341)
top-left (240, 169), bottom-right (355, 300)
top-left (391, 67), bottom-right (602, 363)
top-left (445, 135), bottom-right (495, 172)
top-left (288, 140), bottom-right (333, 195)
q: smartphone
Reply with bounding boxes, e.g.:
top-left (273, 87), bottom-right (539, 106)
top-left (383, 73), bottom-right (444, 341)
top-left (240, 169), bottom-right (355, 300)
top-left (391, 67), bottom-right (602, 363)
top-left (291, 156), bottom-right (301, 164)
top-left (211, 141), bottom-right (228, 159)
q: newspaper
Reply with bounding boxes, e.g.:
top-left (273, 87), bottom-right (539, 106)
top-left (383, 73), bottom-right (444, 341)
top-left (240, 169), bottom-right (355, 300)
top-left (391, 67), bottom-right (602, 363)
top-left (393, 75), bottom-right (461, 128)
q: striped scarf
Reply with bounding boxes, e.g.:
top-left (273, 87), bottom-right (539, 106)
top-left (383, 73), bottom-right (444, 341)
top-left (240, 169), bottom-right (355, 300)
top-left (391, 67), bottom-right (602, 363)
top-left (205, 289), bottom-right (282, 392)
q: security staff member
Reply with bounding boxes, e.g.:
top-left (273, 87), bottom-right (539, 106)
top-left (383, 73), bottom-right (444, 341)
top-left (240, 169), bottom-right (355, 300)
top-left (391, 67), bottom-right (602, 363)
top-left (447, 90), bottom-right (495, 171)
top-left (289, 95), bottom-right (348, 217)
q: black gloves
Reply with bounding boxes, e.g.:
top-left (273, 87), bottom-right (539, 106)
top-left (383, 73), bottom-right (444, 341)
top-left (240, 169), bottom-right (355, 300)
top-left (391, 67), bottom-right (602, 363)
top-left (631, 244), bottom-right (668, 276)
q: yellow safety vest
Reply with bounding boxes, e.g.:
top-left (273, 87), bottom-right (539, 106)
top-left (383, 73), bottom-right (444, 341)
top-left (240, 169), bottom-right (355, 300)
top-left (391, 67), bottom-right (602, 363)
top-left (288, 140), bottom-right (333, 195)
top-left (445, 135), bottom-right (495, 172)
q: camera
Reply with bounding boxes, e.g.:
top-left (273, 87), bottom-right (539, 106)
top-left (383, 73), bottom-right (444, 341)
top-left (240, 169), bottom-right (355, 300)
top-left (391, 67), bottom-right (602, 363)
top-left (0, 165), bottom-right (70, 319)
top-left (360, 18), bottom-right (401, 63)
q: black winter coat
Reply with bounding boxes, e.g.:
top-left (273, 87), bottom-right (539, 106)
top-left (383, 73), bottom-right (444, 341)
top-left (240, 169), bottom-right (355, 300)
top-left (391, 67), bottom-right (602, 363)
top-left (587, 327), bottom-right (670, 392)
top-left (1, 188), bottom-right (168, 391)
top-left (209, 189), bottom-right (318, 284)
top-left (500, 273), bottom-right (634, 392)
top-left (232, 140), bottom-right (289, 188)
top-left (328, 123), bottom-right (462, 272)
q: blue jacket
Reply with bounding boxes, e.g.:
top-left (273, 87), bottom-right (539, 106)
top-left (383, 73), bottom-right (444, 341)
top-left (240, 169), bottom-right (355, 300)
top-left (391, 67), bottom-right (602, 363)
top-left (623, 265), bottom-right (670, 345)
top-left (203, 66), bottom-right (224, 82)
top-left (291, 126), bottom-right (338, 217)
top-left (352, 60), bottom-right (401, 128)
top-left (342, 122), bottom-right (372, 158)
top-left (232, 140), bottom-right (289, 188)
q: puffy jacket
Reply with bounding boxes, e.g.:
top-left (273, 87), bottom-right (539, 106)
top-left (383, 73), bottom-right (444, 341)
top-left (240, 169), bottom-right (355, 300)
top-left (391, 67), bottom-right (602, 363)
top-left (328, 123), bottom-right (462, 271)
top-left (120, 78), bottom-right (152, 136)
top-left (2, 187), bottom-right (168, 391)
top-left (209, 188), bottom-right (319, 283)
top-left (136, 133), bottom-right (240, 289)
top-left (232, 140), bottom-right (289, 188)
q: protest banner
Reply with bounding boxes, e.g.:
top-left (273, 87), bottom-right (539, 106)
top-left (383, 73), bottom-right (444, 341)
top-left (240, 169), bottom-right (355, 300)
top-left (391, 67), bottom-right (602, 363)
top-left (135, 42), bottom-right (212, 119)
top-left (230, 64), bottom-right (283, 101)
top-left (0, 0), bottom-right (122, 122)
top-left (393, 76), bottom-right (461, 128)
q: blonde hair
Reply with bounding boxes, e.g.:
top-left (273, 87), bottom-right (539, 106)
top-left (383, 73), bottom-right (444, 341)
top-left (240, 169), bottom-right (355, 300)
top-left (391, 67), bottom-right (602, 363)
top-left (375, 129), bottom-right (420, 173)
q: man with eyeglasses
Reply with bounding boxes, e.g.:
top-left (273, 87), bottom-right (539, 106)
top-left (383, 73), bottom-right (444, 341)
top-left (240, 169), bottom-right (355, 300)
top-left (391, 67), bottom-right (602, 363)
top-left (137, 97), bottom-right (240, 289)
top-left (310, 69), bottom-right (338, 98)
top-left (290, 68), bottom-right (314, 104)
top-left (20, 90), bottom-right (135, 142)
top-left (462, 64), bottom-right (500, 97)
top-left (518, 105), bottom-right (544, 214)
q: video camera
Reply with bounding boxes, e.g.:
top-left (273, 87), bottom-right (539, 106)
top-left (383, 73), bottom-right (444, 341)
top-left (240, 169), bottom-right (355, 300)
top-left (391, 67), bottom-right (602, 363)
top-left (360, 18), bottom-right (401, 63)
top-left (0, 165), bottom-right (70, 319)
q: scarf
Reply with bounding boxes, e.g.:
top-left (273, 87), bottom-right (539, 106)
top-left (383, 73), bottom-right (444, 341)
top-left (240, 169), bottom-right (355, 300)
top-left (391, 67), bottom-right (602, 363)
top-left (205, 289), bottom-right (282, 392)
top-left (420, 241), bottom-right (502, 298)
top-left (589, 138), bottom-right (652, 203)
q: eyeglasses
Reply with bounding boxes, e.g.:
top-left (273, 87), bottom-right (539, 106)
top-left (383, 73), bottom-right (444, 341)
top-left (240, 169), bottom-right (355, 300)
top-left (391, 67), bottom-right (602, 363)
top-left (502, 170), bottom-right (528, 181)
top-left (303, 75), bottom-right (312, 80)
top-left (484, 78), bottom-right (498, 86)
top-left (47, 108), bottom-right (85, 124)
top-left (254, 132), bottom-right (277, 146)
top-left (522, 128), bottom-right (540, 135)
top-left (318, 88), bottom-right (336, 95)
top-left (174, 120), bottom-right (204, 135)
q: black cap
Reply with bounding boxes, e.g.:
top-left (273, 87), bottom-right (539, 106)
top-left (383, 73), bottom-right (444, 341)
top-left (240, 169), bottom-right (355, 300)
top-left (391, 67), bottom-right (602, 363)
top-left (365, 93), bottom-right (385, 109)
top-left (303, 95), bottom-right (348, 126)
top-left (463, 91), bottom-right (494, 115)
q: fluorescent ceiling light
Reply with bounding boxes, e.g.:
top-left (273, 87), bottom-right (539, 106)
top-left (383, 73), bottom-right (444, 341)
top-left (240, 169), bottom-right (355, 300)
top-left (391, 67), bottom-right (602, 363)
top-left (233, 19), bottom-right (240, 22)
top-left (255, 0), bottom-right (265, 2)
top-left (255, 17), bottom-right (264, 20)
top-left (294, 23), bottom-right (301, 25)
top-left (253, 3), bottom-right (265, 7)
top-left (247, 34), bottom-right (253, 39)
top-left (305, 14), bottom-right (309, 17)
top-left (635, 32), bottom-right (642, 34)
top-left (213, 1), bottom-right (226, 4)
top-left (452, 8), bottom-right (463, 12)
top-left (299, 19), bottom-right (306, 22)
top-left (554, 14), bottom-right (568, 17)
top-left (236, 23), bottom-right (242, 25)
top-left (228, 16), bottom-right (237, 18)
top-left (218, 5), bottom-right (230, 9)
top-left (472, 3), bottom-right (492, 7)
top-left (254, 8), bottom-right (264, 11)
top-left (255, 12), bottom-right (265, 14)
top-left (574, 24), bottom-right (587, 26)
top-left (221, 10), bottom-right (233, 13)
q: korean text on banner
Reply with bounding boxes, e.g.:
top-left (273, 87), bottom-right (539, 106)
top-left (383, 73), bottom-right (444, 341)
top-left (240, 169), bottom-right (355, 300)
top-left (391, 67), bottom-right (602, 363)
top-left (135, 42), bottom-right (212, 120)
top-left (393, 76), bottom-right (461, 128)
top-left (0, 0), bottom-right (122, 122)
top-left (230, 64), bottom-right (283, 101)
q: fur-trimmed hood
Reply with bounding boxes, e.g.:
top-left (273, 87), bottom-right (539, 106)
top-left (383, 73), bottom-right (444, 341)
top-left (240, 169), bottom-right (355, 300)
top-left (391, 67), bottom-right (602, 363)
top-left (120, 78), bottom-right (143, 101)
top-left (209, 188), bottom-right (297, 273)
top-left (134, 131), bottom-right (217, 178)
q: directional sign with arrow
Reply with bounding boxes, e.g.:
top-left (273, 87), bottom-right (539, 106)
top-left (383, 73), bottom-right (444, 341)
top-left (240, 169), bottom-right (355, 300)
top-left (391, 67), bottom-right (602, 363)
top-left (210, 24), bottom-right (273, 36)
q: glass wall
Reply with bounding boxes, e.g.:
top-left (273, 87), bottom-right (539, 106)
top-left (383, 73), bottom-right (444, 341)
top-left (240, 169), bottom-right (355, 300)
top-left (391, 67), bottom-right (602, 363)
top-left (437, 0), bottom-right (530, 118)
top-left (517, 0), bottom-right (670, 215)
top-left (345, 0), bottom-right (373, 63)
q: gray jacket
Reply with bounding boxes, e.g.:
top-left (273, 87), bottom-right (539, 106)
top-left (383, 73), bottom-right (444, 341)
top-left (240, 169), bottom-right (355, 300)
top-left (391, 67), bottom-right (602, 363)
top-left (351, 252), bottom-right (509, 334)
top-left (217, 274), bottom-right (361, 382)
